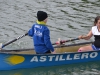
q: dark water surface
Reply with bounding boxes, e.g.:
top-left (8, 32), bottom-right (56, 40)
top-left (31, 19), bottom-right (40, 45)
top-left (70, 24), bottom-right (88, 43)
top-left (0, 0), bottom-right (100, 75)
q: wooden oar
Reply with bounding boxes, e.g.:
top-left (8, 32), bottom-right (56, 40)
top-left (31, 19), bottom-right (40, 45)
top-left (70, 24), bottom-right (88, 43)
top-left (52, 38), bottom-right (79, 45)
top-left (0, 41), bottom-right (92, 52)
top-left (1, 33), bottom-right (28, 48)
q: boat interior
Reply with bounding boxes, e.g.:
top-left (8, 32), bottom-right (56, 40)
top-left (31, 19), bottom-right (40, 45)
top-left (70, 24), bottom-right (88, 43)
top-left (0, 42), bottom-right (92, 54)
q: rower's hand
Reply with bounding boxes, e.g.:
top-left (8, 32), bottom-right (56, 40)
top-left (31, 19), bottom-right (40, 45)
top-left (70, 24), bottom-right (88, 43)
top-left (52, 51), bottom-right (56, 54)
top-left (56, 38), bottom-right (61, 45)
top-left (78, 35), bottom-right (84, 39)
top-left (56, 38), bottom-right (65, 45)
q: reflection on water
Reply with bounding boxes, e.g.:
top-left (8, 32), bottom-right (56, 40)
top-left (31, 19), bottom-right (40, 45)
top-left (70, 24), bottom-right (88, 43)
top-left (0, 61), bottom-right (100, 75)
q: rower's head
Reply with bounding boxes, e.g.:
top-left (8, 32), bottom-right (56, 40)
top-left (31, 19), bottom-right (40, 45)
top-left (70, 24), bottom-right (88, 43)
top-left (37, 11), bottom-right (48, 23)
top-left (94, 16), bottom-right (100, 26)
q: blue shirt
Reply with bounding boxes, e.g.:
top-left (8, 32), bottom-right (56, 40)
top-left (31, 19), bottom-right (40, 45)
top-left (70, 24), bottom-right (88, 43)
top-left (28, 22), bottom-right (54, 53)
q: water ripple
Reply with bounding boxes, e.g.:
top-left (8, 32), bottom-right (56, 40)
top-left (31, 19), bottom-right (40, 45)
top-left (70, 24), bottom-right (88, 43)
top-left (0, 0), bottom-right (100, 49)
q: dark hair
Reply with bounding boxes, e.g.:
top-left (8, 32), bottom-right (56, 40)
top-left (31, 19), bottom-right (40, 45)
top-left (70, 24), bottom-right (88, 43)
top-left (37, 11), bottom-right (48, 21)
top-left (94, 16), bottom-right (100, 26)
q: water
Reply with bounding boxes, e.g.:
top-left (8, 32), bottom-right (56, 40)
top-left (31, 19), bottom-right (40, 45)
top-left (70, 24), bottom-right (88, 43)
top-left (0, 61), bottom-right (100, 75)
top-left (0, 0), bottom-right (100, 74)
top-left (0, 0), bottom-right (100, 49)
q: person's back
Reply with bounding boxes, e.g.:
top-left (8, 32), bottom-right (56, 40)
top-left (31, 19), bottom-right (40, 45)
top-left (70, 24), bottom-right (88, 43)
top-left (28, 11), bottom-right (56, 54)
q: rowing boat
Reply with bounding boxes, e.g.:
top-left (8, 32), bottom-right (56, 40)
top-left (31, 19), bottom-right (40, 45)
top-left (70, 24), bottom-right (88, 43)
top-left (0, 41), bottom-right (99, 70)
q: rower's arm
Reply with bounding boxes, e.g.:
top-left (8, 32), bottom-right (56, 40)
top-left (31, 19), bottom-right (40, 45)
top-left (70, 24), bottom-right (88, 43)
top-left (79, 30), bottom-right (93, 40)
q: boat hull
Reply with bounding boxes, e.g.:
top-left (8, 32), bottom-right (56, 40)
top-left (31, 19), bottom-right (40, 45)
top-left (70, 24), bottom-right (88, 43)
top-left (0, 50), bottom-right (100, 70)
top-left (0, 42), bottom-right (98, 70)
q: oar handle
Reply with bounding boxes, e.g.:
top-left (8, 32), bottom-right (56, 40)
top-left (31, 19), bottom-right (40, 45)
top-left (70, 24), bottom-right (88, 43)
top-left (2, 33), bottom-right (28, 48)
top-left (52, 38), bottom-right (79, 45)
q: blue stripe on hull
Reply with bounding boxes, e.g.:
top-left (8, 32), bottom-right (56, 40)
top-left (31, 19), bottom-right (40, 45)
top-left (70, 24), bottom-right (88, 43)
top-left (0, 51), bottom-right (99, 70)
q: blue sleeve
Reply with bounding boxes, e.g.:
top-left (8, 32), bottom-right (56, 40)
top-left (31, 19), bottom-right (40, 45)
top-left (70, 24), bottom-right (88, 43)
top-left (28, 26), bottom-right (34, 37)
top-left (44, 28), bottom-right (54, 52)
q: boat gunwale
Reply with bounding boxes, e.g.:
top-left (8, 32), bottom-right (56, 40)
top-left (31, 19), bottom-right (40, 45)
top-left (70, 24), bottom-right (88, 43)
top-left (0, 49), bottom-right (99, 55)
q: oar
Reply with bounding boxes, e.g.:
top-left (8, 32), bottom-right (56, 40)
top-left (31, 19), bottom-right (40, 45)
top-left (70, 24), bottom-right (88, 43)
top-left (52, 38), bottom-right (79, 45)
top-left (1, 33), bottom-right (28, 48)
top-left (54, 41), bottom-right (93, 48)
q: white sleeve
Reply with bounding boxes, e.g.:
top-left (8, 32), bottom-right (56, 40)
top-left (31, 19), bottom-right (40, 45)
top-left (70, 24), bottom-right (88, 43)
top-left (91, 26), bottom-right (99, 35)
